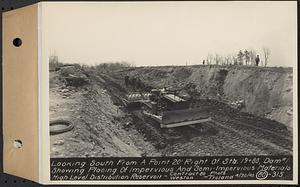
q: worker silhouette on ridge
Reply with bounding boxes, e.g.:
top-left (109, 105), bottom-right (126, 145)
top-left (255, 55), bottom-right (260, 66)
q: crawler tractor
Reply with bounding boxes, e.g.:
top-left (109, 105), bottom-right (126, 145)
top-left (124, 88), bottom-right (211, 128)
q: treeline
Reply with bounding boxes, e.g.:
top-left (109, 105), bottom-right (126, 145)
top-left (49, 55), bottom-right (134, 73)
top-left (205, 48), bottom-right (271, 67)
top-left (93, 61), bottom-right (133, 72)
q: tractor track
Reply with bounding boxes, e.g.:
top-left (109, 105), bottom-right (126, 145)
top-left (208, 120), bottom-right (292, 155)
top-left (131, 109), bottom-right (292, 156)
top-left (216, 118), bottom-right (292, 149)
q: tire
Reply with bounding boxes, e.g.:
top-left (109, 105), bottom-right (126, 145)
top-left (50, 119), bottom-right (74, 135)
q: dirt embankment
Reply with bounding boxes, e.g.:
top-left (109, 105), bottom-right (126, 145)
top-left (112, 65), bottom-right (293, 128)
top-left (50, 65), bottom-right (292, 157)
top-left (50, 66), bottom-right (159, 157)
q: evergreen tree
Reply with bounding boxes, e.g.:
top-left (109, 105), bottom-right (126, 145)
top-left (237, 50), bottom-right (244, 65)
top-left (244, 50), bottom-right (250, 65)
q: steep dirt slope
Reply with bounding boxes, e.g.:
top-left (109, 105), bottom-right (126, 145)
top-left (111, 65), bottom-right (293, 128)
top-left (50, 67), bottom-right (159, 157)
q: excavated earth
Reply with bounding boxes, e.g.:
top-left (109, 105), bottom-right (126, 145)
top-left (50, 65), bottom-right (293, 157)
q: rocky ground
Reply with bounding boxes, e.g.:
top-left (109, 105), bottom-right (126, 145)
top-left (50, 64), bottom-right (293, 157)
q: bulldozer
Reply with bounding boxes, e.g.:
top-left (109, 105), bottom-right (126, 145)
top-left (124, 88), bottom-right (212, 128)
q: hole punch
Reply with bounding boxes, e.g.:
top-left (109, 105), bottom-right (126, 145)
top-left (13, 140), bottom-right (23, 148)
top-left (13, 38), bottom-right (22, 47)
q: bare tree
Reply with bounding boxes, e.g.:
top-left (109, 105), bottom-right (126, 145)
top-left (215, 54), bottom-right (221, 65)
top-left (228, 55), bottom-right (234, 65)
top-left (249, 49), bottom-right (257, 66)
top-left (225, 55), bottom-right (231, 65)
top-left (220, 56), bottom-right (225, 65)
top-left (262, 47), bottom-right (271, 67)
top-left (231, 54), bottom-right (237, 65)
top-left (206, 54), bottom-right (214, 65)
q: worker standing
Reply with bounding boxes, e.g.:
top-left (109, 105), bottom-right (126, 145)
top-left (255, 55), bottom-right (260, 66)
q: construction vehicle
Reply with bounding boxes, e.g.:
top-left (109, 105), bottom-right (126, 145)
top-left (124, 88), bottom-right (212, 128)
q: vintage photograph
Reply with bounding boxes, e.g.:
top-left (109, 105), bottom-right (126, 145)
top-left (48, 2), bottom-right (295, 158)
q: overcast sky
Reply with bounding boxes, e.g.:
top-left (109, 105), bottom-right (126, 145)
top-left (42, 1), bottom-right (297, 67)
